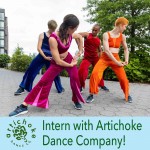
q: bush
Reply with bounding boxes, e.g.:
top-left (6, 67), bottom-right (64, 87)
top-left (0, 54), bottom-right (10, 68)
top-left (103, 50), bottom-right (150, 83)
top-left (10, 46), bottom-right (33, 72)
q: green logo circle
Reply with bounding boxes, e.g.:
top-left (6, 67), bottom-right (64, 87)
top-left (6, 119), bottom-right (36, 147)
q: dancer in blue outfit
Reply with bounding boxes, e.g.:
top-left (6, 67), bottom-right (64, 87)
top-left (14, 20), bottom-right (64, 95)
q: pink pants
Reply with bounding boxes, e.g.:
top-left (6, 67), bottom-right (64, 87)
top-left (24, 53), bottom-right (85, 108)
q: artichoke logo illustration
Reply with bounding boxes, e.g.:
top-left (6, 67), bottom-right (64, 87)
top-left (6, 119), bottom-right (36, 147)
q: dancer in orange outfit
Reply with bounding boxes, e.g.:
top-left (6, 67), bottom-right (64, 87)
top-left (86, 17), bottom-right (132, 103)
top-left (78, 24), bottom-right (109, 93)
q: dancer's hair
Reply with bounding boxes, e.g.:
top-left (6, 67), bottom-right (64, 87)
top-left (48, 20), bottom-right (57, 31)
top-left (59, 14), bottom-right (79, 42)
top-left (115, 17), bottom-right (129, 26)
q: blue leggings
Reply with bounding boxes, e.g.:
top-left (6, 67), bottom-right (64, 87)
top-left (19, 53), bottom-right (63, 93)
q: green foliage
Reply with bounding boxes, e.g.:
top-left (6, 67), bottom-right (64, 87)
top-left (0, 54), bottom-right (10, 68)
top-left (60, 69), bottom-right (68, 77)
top-left (10, 45), bottom-right (33, 72)
top-left (125, 50), bottom-right (150, 82)
top-left (103, 50), bottom-right (150, 83)
top-left (84, 0), bottom-right (150, 51)
top-left (83, 0), bottom-right (150, 83)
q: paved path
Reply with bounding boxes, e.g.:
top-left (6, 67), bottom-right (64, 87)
top-left (0, 68), bottom-right (150, 117)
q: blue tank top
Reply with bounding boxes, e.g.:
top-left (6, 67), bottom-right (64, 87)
top-left (41, 32), bottom-right (51, 55)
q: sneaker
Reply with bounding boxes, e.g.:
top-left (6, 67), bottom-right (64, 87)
top-left (101, 86), bottom-right (109, 91)
top-left (14, 87), bottom-right (25, 95)
top-left (62, 87), bottom-right (65, 92)
top-left (74, 102), bottom-right (82, 110)
top-left (9, 105), bottom-right (28, 117)
top-left (80, 87), bottom-right (83, 94)
top-left (86, 94), bottom-right (94, 103)
top-left (58, 87), bottom-right (65, 93)
top-left (128, 95), bottom-right (133, 103)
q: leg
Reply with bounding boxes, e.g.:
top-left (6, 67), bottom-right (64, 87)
top-left (24, 63), bottom-right (63, 108)
top-left (45, 60), bottom-right (64, 93)
top-left (92, 57), bottom-right (109, 91)
top-left (65, 53), bottom-right (85, 105)
top-left (9, 62), bottom-right (63, 117)
top-left (78, 59), bottom-right (91, 88)
top-left (19, 54), bottom-right (45, 92)
top-left (111, 65), bottom-right (129, 101)
top-left (86, 59), bottom-right (108, 103)
top-left (90, 59), bottom-right (108, 94)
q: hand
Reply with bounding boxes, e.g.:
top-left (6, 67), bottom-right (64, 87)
top-left (70, 58), bottom-right (77, 67)
top-left (75, 50), bottom-right (82, 57)
top-left (117, 61), bottom-right (125, 67)
top-left (124, 60), bottom-right (128, 65)
top-left (44, 56), bottom-right (52, 61)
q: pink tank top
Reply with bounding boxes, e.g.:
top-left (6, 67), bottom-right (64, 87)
top-left (50, 32), bottom-right (72, 54)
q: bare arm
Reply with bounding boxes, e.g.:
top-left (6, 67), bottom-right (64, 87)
top-left (72, 33), bottom-right (84, 57)
top-left (78, 32), bottom-right (89, 38)
top-left (122, 34), bottom-right (129, 65)
top-left (103, 32), bottom-right (124, 66)
top-left (49, 37), bottom-right (77, 67)
top-left (37, 33), bottom-right (51, 61)
top-left (98, 44), bottom-right (103, 57)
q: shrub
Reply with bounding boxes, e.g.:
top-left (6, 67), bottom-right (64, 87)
top-left (10, 46), bottom-right (33, 72)
top-left (0, 54), bottom-right (10, 68)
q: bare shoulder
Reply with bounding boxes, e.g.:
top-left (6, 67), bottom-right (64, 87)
top-left (39, 32), bottom-right (44, 39)
top-left (122, 34), bottom-right (126, 40)
top-left (72, 33), bottom-right (82, 39)
top-left (103, 32), bottom-right (108, 39)
top-left (49, 36), bottom-right (57, 43)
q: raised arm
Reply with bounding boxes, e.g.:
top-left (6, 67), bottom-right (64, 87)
top-left (103, 32), bottom-right (124, 66)
top-left (121, 34), bottom-right (129, 65)
top-left (49, 37), bottom-right (77, 67)
top-left (78, 32), bottom-right (89, 38)
top-left (37, 33), bottom-right (51, 61)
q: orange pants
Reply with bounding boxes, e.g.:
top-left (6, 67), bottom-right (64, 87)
top-left (90, 53), bottom-right (129, 101)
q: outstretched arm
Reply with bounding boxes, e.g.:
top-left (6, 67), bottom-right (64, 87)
top-left (49, 37), bottom-right (77, 67)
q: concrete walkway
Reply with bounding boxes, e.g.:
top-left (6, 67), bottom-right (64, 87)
top-left (0, 68), bottom-right (150, 117)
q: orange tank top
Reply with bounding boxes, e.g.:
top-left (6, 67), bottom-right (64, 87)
top-left (108, 32), bottom-right (122, 48)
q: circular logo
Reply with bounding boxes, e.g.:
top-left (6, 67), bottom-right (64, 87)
top-left (6, 119), bottom-right (36, 147)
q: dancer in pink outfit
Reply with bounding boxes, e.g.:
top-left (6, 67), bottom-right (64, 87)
top-left (9, 14), bottom-right (85, 117)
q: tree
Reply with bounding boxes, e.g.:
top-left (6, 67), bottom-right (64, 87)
top-left (83, 0), bottom-right (150, 82)
top-left (84, 0), bottom-right (150, 52)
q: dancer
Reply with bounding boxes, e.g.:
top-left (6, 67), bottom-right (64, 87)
top-left (9, 14), bottom-right (85, 117)
top-left (86, 17), bottom-right (132, 103)
top-left (78, 24), bottom-right (109, 93)
top-left (14, 20), bottom-right (64, 95)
